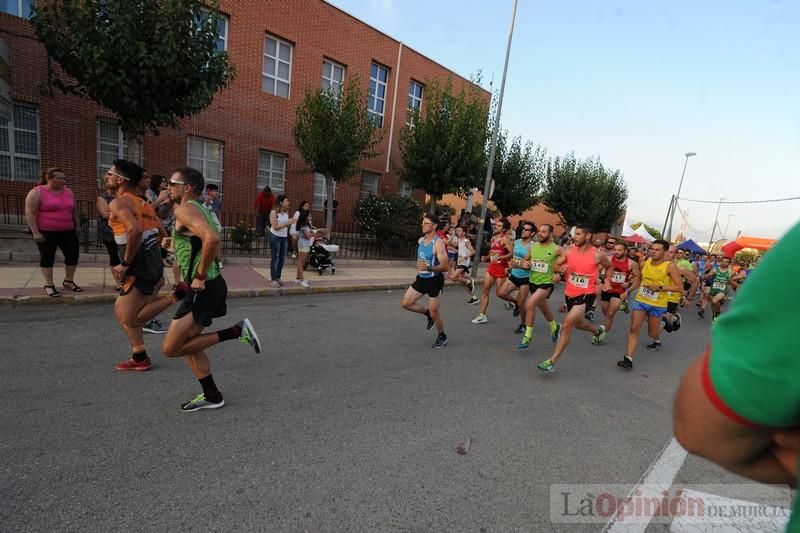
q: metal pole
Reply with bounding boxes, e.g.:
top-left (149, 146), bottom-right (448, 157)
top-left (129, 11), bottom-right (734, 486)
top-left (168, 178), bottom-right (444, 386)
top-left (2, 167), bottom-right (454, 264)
top-left (666, 154), bottom-right (692, 241)
top-left (708, 197), bottom-right (723, 248)
top-left (661, 195), bottom-right (675, 239)
top-left (723, 214), bottom-right (734, 239)
top-left (472, 0), bottom-right (518, 277)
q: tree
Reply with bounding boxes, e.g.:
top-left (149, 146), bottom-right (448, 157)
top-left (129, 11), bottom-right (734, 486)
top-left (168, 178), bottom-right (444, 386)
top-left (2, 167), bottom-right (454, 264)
top-left (400, 78), bottom-right (489, 214)
top-left (31, 0), bottom-right (235, 161)
top-left (489, 130), bottom-right (547, 217)
top-left (631, 222), bottom-right (663, 240)
top-left (293, 77), bottom-right (381, 229)
top-left (542, 153), bottom-right (628, 231)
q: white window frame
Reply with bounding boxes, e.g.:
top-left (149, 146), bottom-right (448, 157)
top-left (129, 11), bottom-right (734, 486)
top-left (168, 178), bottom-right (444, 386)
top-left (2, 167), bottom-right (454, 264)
top-left (187, 136), bottom-right (224, 188)
top-left (96, 118), bottom-right (144, 183)
top-left (321, 59), bottom-right (345, 94)
top-left (262, 34), bottom-right (293, 98)
top-left (368, 63), bottom-right (389, 128)
top-left (360, 171), bottom-right (380, 200)
top-left (0, 103), bottom-right (40, 182)
top-left (257, 151), bottom-right (286, 194)
top-left (1, 0), bottom-right (34, 18)
top-left (198, 9), bottom-right (228, 52)
top-left (313, 172), bottom-right (336, 211)
top-left (408, 80), bottom-right (424, 112)
top-left (398, 179), bottom-right (413, 198)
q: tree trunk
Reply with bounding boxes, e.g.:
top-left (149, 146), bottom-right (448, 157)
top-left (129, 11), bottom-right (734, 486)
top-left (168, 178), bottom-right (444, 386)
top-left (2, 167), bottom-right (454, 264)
top-left (428, 194), bottom-right (437, 215)
top-left (325, 176), bottom-right (335, 231)
top-left (124, 133), bottom-right (143, 165)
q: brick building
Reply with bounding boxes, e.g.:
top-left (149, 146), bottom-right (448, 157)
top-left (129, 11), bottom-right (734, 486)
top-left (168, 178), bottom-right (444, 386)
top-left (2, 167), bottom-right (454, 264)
top-left (0, 0), bottom-right (487, 224)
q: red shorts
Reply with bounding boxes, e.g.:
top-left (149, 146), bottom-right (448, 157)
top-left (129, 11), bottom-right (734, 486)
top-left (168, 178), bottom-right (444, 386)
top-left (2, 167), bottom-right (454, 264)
top-left (487, 263), bottom-right (508, 279)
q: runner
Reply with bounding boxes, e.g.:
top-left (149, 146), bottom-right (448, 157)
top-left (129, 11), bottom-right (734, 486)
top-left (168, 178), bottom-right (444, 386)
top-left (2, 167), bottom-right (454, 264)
top-left (599, 241), bottom-right (640, 336)
top-left (447, 225), bottom-right (477, 304)
top-left (161, 167), bottom-right (261, 411)
top-left (517, 224), bottom-right (562, 350)
top-left (662, 246), bottom-right (696, 334)
top-left (617, 239), bottom-right (683, 370)
top-left (697, 253), bottom-right (719, 310)
top-left (536, 225), bottom-right (614, 373)
top-left (498, 221), bottom-right (535, 333)
top-left (401, 213), bottom-right (450, 348)
top-left (106, 160), bottom-right (186, 372)
top-left (699, 255), bottom-right (739, 323)
top-left (471, 218), bottom-right (516, 324)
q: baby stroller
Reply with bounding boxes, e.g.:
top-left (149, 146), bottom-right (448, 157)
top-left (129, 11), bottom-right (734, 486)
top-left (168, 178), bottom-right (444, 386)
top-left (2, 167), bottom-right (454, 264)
top-left (305, 236), bottom-right (338, 275)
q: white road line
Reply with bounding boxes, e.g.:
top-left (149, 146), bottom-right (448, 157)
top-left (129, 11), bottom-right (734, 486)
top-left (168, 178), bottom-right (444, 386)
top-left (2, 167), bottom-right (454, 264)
top-left (603, 437), bottom-right (689, 533)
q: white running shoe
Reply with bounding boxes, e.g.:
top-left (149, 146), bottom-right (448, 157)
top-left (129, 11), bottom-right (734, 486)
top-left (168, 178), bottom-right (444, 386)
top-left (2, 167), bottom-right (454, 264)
top-left (471, 314), bottom-right (488, 324)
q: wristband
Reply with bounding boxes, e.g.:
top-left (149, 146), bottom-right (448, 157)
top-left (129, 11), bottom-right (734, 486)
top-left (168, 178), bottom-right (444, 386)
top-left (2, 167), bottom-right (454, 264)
top-left (194, 272), bottom-right (207, 281)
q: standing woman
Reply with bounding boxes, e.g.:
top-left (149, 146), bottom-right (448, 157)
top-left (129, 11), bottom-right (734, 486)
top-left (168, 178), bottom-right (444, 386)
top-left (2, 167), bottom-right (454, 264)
top-left (294, 209), bottom-right (313, 288)
top-left (25, 167), bottom-right (81, 296)
top-left (268, 195), bottom-right (296, 287)
top-left (96, 180), bottom-right (122, 292)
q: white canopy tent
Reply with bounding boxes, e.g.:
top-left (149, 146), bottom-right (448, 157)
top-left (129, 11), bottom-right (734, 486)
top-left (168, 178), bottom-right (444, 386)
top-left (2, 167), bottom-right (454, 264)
top-left (633, 223), bottom-right (656, 242)
top-left (620, 217), bottom-right (638, 237)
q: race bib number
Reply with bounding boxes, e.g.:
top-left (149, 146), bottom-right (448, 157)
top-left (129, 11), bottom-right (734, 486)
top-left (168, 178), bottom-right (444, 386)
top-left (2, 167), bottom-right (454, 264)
top-left (531, 260), bottom-right (549, 273)
top-left (569, 273), bottom-right (589, 288)
top-left (639, 287), bottom-right (660, 301)
top-left (611, 271), bottom-right (626, 284)
top-left (713, 280), bottom-right (727, 291)
top-left (490, 253), bottom-right (499, 263)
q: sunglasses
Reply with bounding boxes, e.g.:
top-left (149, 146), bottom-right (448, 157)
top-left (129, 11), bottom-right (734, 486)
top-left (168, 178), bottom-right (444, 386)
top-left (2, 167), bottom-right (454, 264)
top-left (106, 170), bottom-right (129, 181)
top-left (169, 180), bottom-right (186, 186)
top-left (522, 227), bottom-right (534, 232)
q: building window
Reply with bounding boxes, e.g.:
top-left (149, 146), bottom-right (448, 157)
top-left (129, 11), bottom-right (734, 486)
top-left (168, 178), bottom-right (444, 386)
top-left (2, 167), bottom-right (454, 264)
top-left (313, 172), bottom-right (336, 211)
top-left (196, 9), bottom-right (228, 52)
top-left (408, 80), bottom-right (424, 113)
top-left (399, 179), bottom-right (413, 198)
top-left (321, 59), bottom-right (345, 94)
top-left (257, 151), bottom-right (286, 194)
top-left (360, 171), bottom-right (379, 200)
top-left (368, 63), bottom-right (388, 127)
top-left (187, 136), bottom-right (223, 187)
top-left (1, 0), bottom-right (34, 18)
top-left (263, 35), bottom-right (292, 98)
top-left (96, 119), bottom-right (143, 183)
top-left (0, 104), bottom-right (39, 182)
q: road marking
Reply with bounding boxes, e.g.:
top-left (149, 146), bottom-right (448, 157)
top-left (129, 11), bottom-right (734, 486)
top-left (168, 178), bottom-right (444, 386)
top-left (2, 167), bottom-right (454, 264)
top-left (670, 490), bottom-right (790, 532)
top-left (603, 437), bottom-right (688, 533)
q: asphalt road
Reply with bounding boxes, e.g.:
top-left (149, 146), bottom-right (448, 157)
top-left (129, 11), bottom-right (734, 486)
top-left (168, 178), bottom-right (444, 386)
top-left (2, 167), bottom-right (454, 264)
top-left (0, 287), bottom-right (789, 532)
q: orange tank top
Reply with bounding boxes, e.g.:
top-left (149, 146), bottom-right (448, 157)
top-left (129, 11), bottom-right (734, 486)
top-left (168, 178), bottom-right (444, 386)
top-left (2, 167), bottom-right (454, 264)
top-left (109, 192), bottom-right (161, 243)
top-left (565, 245), bottom-right (599, 297)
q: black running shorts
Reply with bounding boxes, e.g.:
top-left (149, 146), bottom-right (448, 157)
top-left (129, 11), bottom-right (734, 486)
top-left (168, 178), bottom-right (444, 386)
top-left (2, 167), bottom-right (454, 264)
top-left (601, 290), bottom-right (623, 302)
top-left (667, 301), bottom-right (679, 314)
top-left (529, 282), bottom-right (554, 299)
top-left (565, 293), bottom-right (596, 312)
top-left (174, 276), bottom-right (228, 327)
top-left (509, 274), bottom-right (529, 288)
top-left (411, 274), bottom-right (445, 298)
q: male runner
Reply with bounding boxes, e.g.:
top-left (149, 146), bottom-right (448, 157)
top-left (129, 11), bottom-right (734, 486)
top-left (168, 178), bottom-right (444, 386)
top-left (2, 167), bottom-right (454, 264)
top-left (588, 235), bottom-right (617, 321)
top-left (600, 241), bottom-right (640, 336)
top-left (662, 246), bottom-right (696, 334)
top-left (499, 221), bottom-right (535, 333)
top-left (536, 225), bottom-right (614, 373)
top-left (517, 224), bottom-right (561, 349)
top-left (617, 239), bottom-right (683, 370)
top-left (699, 255), bottom-right (739, 323)
top-left (447, 225), bottom-right (477, 304)
top-left (160, 167), bottom-right (261, 411)
top-left (401, 213), bottom-right (450, 348)
top-left (471, 218), bottom-right (516, 324)
top-left (697, 253), bottom-right (719, 310)
top-left (106, 160), bottom-right (186, 371)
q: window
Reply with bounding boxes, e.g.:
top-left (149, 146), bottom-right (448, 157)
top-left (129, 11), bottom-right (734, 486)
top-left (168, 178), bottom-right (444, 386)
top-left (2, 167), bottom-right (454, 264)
top-left (313, 172), bottom-right (336, 211)
top-left (360, 171), bottom-right (379, 200)
top-left (321, 59), bottom-right (345, 94)
top-left (408, 80), bottom-right (424, 113)
top-left (0, 104), bottom-right (39, 181)
top-left (257, 151), bottom-right (286, 194)
top-left (263, 35), bottom-right (292, 98)
top-left (1, 0), bottom-right (34, 18)
top-left (187, 136), bottom-right (223, 187)
top-left (399, 179), bottom-right (413, 198)
top-left (96, 119), bottom-right (143, 182)
top-left (368, 63), bottom-right (388, 127)
top-left (196, 9), bottom-right (228, 52)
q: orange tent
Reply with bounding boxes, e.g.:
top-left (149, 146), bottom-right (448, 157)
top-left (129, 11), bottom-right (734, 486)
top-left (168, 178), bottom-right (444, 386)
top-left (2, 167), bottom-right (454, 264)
top-left (732, 236), bottom-right (776, 251)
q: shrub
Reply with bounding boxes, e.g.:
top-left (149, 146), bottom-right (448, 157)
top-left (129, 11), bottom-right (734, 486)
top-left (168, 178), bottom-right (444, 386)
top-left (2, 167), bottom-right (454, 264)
top-left (231, 220), bottom-right (255, 251)
top-left (354, 194), bottom-right (424, 246)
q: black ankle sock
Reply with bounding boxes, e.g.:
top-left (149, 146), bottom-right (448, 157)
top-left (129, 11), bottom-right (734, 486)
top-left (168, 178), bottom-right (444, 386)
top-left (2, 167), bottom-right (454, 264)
top-left (217, 323), bottom-right (243, 342)
top-left (132, 350), bottom-right (148, 362)
top-left (425, 310), bottom-right (431, 318)
top-left (199, 374), bottom-right (220, 400)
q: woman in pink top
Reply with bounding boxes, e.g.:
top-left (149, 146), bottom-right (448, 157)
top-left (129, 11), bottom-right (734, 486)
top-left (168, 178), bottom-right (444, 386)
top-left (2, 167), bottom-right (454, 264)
top-left (24, 167), bottom-right (81, 297)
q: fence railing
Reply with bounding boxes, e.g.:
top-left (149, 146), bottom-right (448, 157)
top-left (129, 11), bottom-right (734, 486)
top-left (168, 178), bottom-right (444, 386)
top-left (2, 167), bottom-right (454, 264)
top-left (1, 193), bottom-right (417, 261)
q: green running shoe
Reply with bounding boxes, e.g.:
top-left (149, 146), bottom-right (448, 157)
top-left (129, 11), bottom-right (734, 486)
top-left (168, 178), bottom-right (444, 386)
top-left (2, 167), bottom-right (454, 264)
top-left (550, 323), bottom-right (561, 344)
top-left (592, 325), bottom-right (607, 346)
top-left (238, 318), bottom-right (261, 354)
top-left (517, 335), bottom-right (531, 350)
top-left (537, 359), bottom-right (554, 373)
top-left (180, 393), bottom-right (225, 412)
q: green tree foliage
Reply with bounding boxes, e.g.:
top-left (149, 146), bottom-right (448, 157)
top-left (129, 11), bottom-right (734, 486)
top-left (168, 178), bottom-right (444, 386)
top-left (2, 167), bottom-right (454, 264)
top-left (400, 78), bottom-right (489, 213)
top-left (293, 78), bottom-right (380, 229)
top-left (490, 130), bottom-right (547, 216)
top-left (542, 153), bottom-right (628, 231)
top-left (31, 0), bottom-right (235, 160)
top-left (353, 194), bottom-right (423, 255)
top-left (631, 222), bottom-right (663, 240)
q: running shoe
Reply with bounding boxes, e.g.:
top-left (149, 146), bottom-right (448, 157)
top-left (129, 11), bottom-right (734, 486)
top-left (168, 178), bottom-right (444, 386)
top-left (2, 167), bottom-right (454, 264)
top-left (143, 318), bottom-right (167, 334)
top-left (471, 314), bottom-right (488, 324)
top-left (697, 309), bottom-right (705, 319)
top-left (550, 323), bottom-right (561, 344)
top-left (673, 313), bottom-right (682, 331)
top-left (466, 295), bottom-right (479, 305)
top-left (617, 356), bottom-right (633, 371)
top-left (711, 314), bottom-right (718, 325)
top-left (512, 303), bottom-right (521, 317)
top-left (425, 313), bottom-right (435, 330)
top-left (294, 279), bottom-right (309, 288)
top-left (180, 393), bottom-right (225, 412)
top-left (115, 357), bottom-right (152, 371)
top-left (584, 309), bottom-right (595, 322)
top-left (238, 318), bottom-right (261, 354)
top-left (537, 359), bottom-right (554, 373)
top-left (504, 301), bottom-right (515, 310)
top-left (517, 335), bottom-right (531, 350)
top-left (591, 325), bottom-right (607, 346)
top-left (467, 278), bottom-right (475, 294)
top-left (646, 340), bottom-right (662, 351)
top-left (620, 301), bottom-right (629, 314)
top-left (514, 323), bottom-right (525, 334)
top-left (431, 334), bottom-right (448, 349)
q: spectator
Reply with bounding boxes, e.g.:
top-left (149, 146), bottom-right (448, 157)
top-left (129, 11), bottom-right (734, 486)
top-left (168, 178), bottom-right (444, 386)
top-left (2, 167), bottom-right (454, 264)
top-left (290, 200), bottom-right (311, 259)
top-left (254, 185), bottom-right (275, 233)
top-left (203, 183), bottom-right (222, 220)
top-left (268, 194), bottom-right (296, 287)
top-left (24, 167), bottom-right (81, 297)
top-left (294, 209), bottom-right (313, 288)
top-left (96, 180), bottom-right (121, 292)
top-left (137, 172), bottom-right (156, 203)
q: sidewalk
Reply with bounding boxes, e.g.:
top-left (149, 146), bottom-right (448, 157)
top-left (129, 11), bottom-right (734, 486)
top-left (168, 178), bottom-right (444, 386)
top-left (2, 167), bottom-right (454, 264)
top-left (0, 260), bottom-right (484, 306)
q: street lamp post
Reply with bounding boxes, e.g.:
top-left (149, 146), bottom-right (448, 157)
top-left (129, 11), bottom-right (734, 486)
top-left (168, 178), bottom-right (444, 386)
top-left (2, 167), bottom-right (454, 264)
top-left (708, 197), bottom-right (725, 249)
top-left (723, 214), bottom-right (734, 239)
top-left (664, 152), bottom-right (696, 242)
top-left (471, 0), bottom-right (518, 277)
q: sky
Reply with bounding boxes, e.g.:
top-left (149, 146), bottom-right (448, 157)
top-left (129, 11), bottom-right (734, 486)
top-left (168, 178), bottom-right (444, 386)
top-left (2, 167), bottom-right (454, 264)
top-left (328, 0), bottom-right (800, 241)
